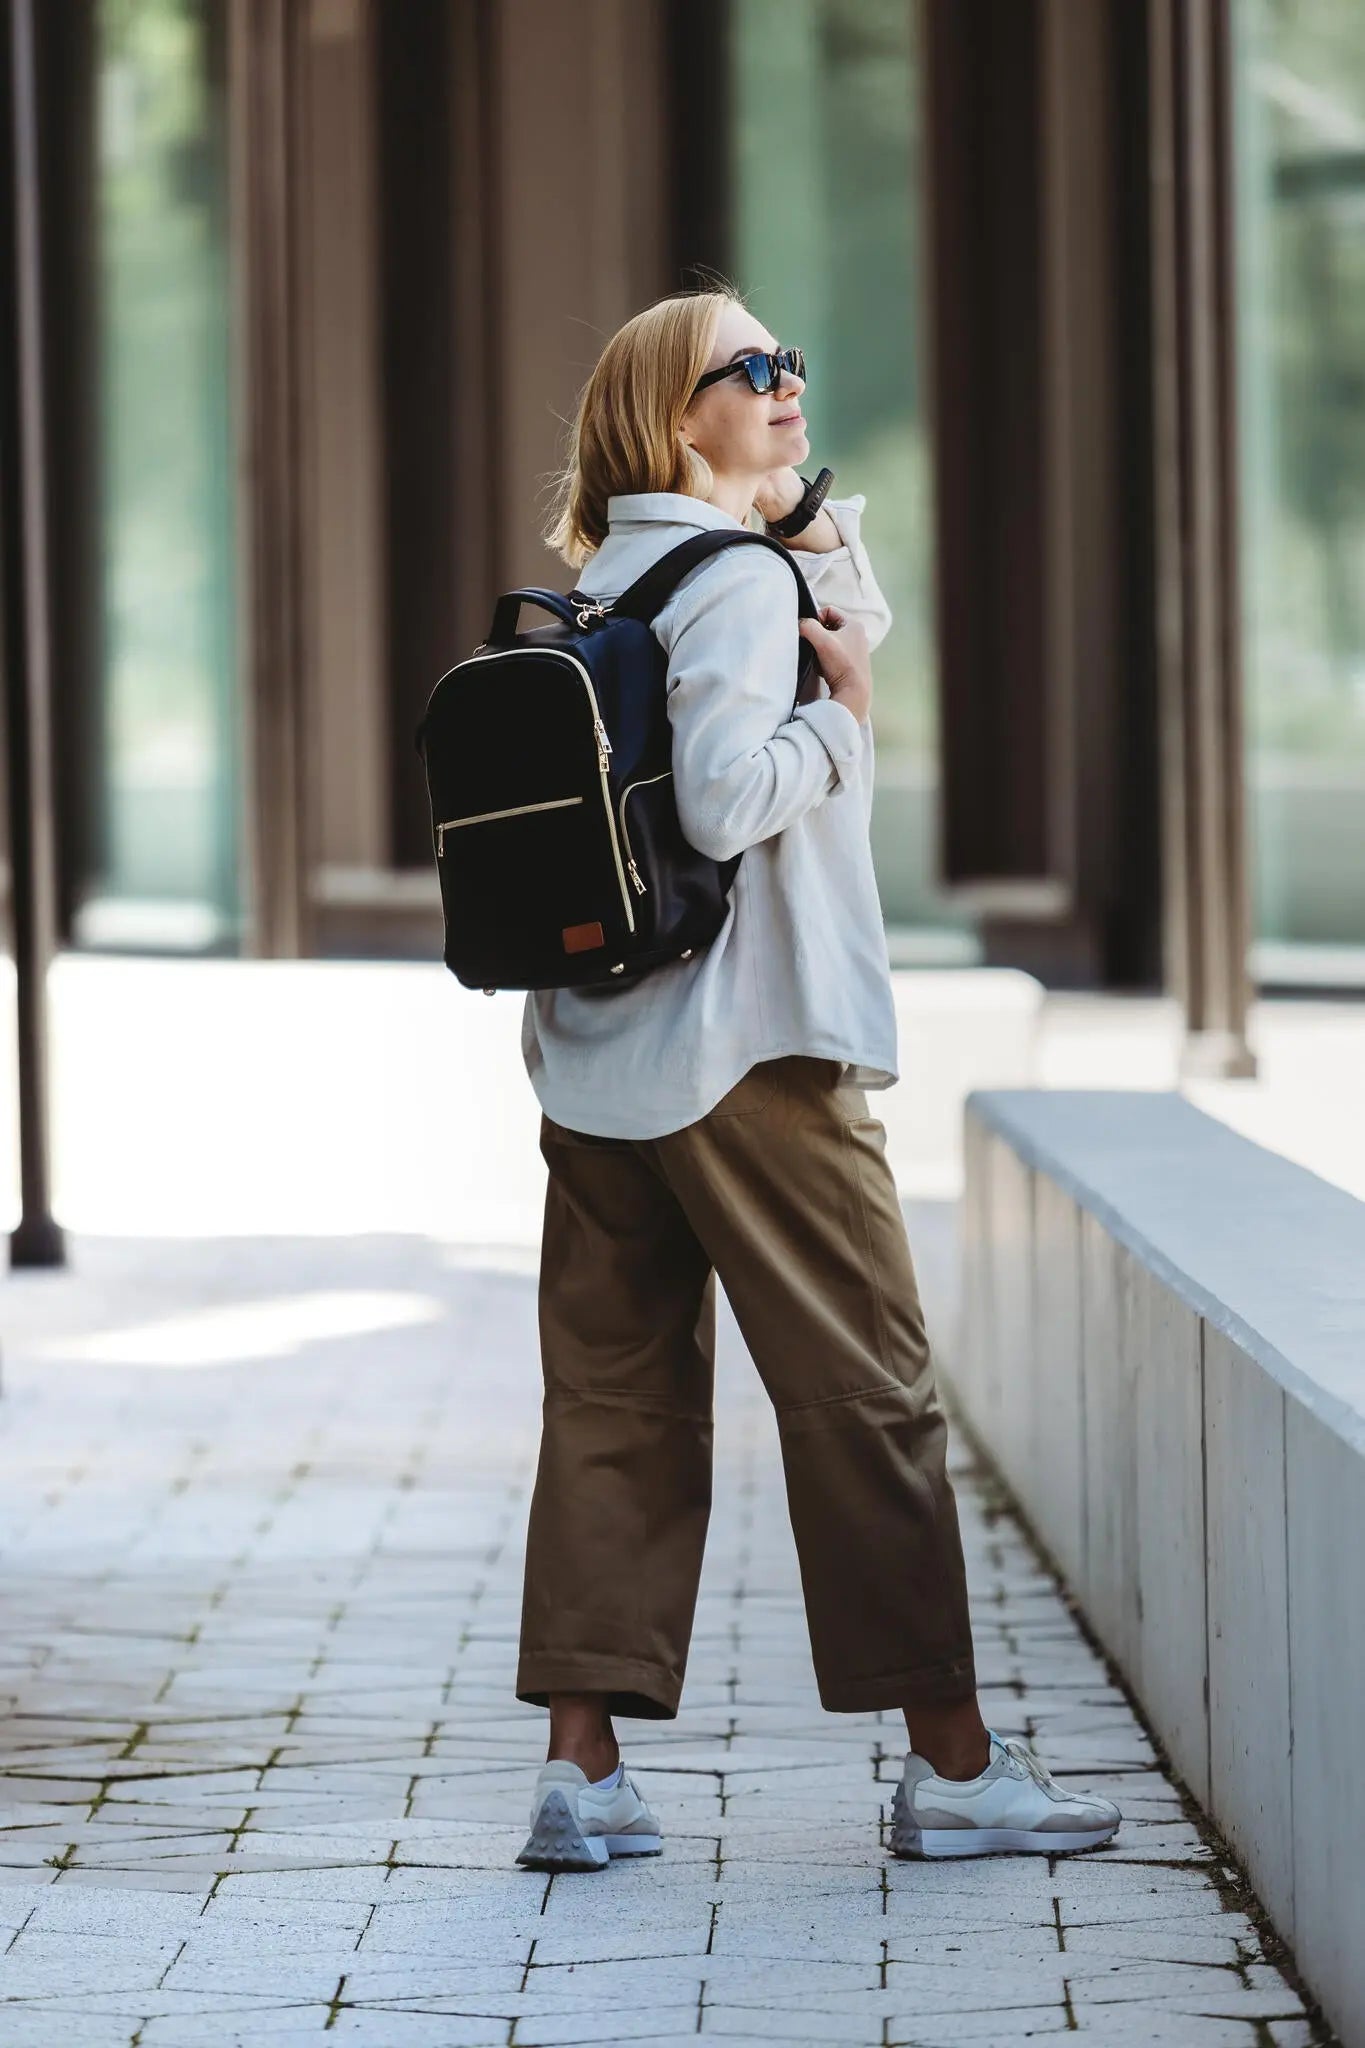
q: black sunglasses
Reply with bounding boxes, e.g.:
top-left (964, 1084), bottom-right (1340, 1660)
top-left (692, 345), bottom-right (806, 401)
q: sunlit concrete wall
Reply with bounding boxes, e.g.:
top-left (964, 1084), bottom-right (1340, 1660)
top-left (955, 1090), bottom-right (1365, 2048)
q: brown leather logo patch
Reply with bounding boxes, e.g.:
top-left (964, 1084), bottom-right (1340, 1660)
top-left (562, 921), bottom-right (605, 954)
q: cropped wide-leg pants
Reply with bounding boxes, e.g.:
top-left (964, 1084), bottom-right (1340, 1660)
top-left (515, 1053), bottom-right (978, 1719)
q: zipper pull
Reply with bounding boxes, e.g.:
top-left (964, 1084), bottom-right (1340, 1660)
top-left (436, 823), bottom-right (446, 858)
top-left (593, 715), bottom-right (613, 760)
top-left (627, 858), bottom-right (646, 896)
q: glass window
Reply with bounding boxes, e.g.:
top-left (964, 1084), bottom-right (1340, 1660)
top-left (730, 0), bottom-right (976, 958)
top-left (78, 0), bottom-right (239, 951)
top-left (1235, 0), bottom-right (1365, 983)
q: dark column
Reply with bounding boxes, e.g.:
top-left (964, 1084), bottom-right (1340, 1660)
top-left (228, 0), bottom-right (309, 958)
top-left (1147, 0), bottom-right (1254, 1073)
top-left (482, 0), bottom-right (671, 588)
top-left (448, 0), bottom-right (502, 654)
top-left (376, 0), bottom-right (460, 869)
top-left (35, 0), bottom-right (98, 941)
top-left (923, 0), bottom-right (1053, 922)
top-left (665, 0), bottom-right (734, 287)
top-left (922, 0), bottom-right (1162, 990)
top-left (1, 0), bottom-right (65, 1268)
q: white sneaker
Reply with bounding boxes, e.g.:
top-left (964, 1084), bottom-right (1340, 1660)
top-left (891, 1728), bottom-right (1121, 1858)
top-left (516, 1760), bottom-right (663, 1873)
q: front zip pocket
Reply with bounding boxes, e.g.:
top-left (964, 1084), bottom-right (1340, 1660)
top-left (454, 646), bottom-right (635, 933)
top-left (437, 795), bottom-right (582, 858)
top-left (618, 770), bottom-right (673, 897)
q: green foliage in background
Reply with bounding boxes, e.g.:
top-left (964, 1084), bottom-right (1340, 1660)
top-left (1239, 0), bottom-right (1365, 762)
top-left (97, 0), bottom-right (237, 913)
top-left (732, 0), bottom-right (935, 761)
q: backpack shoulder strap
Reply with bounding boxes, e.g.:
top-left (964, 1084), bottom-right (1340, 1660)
top-left (597, 529), bottom-right (819, 627)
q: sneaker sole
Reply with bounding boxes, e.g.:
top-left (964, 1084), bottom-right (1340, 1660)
top-left (515, 1791), bottom-right (663, 1873)
top-left (516, 1788), bottom-right (609, 1872)
top-left (890, 1781), bottom-right (1119, 1859)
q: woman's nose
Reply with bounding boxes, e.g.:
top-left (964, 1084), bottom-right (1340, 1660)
top-left (777, 364), bottom-right (805, 397)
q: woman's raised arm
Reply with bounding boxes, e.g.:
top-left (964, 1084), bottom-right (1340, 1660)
top-left (660, 549), bottom-right (863, 865)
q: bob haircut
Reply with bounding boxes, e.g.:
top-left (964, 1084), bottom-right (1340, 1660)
top-left (544, 286), bottom-right (744, 569)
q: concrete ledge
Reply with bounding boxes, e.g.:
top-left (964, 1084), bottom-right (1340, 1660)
top-left (957, 1090), bottom-right (1365, 2048)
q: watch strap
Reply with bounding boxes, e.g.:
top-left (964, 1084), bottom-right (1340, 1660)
top-left (764, 466), bottom-right (835, 540)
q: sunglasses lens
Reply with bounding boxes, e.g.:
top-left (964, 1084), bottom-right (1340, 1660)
top-left (733, 348), bottom-right (803, 395)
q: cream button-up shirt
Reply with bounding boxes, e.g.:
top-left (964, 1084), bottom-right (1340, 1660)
top-left (520, 489), bottom-right (899, 1138)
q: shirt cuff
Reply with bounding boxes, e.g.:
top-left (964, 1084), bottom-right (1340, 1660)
top-left (824, 491), bottom-right (866, 548)
top-left (795, 492), bottom-right (865, 569)
top-left (793, 695), bottom-right (862, 795)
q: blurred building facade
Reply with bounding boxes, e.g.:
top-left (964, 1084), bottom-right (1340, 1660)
top-left (4, 0), bottom-right (1365, 1043)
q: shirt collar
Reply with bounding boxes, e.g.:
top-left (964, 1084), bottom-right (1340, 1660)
top-left (607, 492), bottom-right (751, 534)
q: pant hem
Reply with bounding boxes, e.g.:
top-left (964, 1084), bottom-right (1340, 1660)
top-left (516, 1653), bottom-right (683, 1722)
top-left (816, 1657), bottom-right (978, 1713)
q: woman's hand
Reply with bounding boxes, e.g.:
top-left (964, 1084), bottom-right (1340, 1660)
top-left (798, 604), bottom-right (872, 724)
top-left (752, 466), bottom-right (804, 526)
top-left (753, 467), bottom-right (842, 553)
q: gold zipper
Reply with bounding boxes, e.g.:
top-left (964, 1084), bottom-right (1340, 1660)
top-left (451, 647), bottom-right (635, 933)
top-left (436, 795), bottom-right (583, 858)
top-left (618, 770), bottom-right (673, 896)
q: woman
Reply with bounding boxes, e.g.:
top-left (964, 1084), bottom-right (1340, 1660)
top-left (514, 288), bottom-right (1121, 1871)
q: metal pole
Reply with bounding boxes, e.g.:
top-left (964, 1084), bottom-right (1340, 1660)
top-left (2, 0), bottom-right (65, 1268)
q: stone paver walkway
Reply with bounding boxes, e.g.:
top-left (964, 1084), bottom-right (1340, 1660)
top-left (0, 1229), bottom-right (1326, 2047)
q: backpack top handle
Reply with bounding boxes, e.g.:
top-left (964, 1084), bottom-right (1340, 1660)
top-left (486, 588), bottom-right (584, 644)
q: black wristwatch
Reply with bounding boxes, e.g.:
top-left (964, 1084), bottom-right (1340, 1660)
top-left (764, 466), bottom-right (834, 540)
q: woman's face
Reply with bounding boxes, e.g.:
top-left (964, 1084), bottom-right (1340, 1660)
top-left (682, 304), bottom-right (809, 486)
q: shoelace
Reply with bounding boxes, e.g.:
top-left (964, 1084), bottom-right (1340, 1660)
top-left (999, 1735), bottom-right (1060, 1791)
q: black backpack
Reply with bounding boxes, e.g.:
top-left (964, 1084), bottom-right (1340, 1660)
top-left (414, 530), bottom-right (819, 994)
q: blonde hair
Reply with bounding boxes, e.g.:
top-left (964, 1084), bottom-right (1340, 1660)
top-left (545, 286), bottom-right (744, 568)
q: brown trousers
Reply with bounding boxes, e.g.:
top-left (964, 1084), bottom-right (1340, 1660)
top-left (516, 1053), bottom-right (978, 1719)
